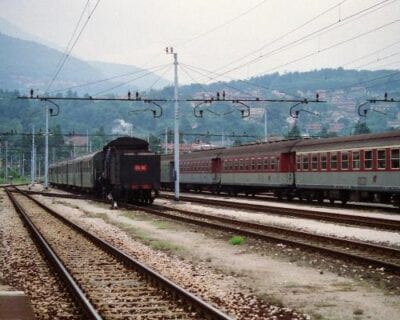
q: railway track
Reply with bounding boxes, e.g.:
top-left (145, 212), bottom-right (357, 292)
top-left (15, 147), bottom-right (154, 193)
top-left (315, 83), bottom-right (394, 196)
top-left (160, 193), bottom-right (400, 232)
top-left (119, 200), bottom-right (400, 275)
top-left (6, 188), bottom-right (232, 320)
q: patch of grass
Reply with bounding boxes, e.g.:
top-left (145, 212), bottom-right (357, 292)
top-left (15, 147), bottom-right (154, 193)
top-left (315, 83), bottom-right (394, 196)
top-left (149, 240), bottom-right (183, 252)
top-left (152, 220), bottom-right (173, 229)
top-left (83, 212), bottom-right (110, 221)
top-left (331, 281), bottom-right (356, 292)
top-left (315, 303), bottom-right (337, 308)
top-left (121, 211), bottom-right (152, 221)
top-left (229, 235), bottom-right (245, 245)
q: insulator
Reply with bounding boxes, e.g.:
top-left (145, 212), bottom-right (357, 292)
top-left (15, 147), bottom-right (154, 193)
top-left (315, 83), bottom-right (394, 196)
top-left (384, 92), bottom-right (388, 100)
top-left (128, 91), bottom-right (131, 99)
top-left (216, 92), bottom-right (220, 100)
top-left (222, 91), bottom-right (226, 100)
top-left (136, 92), bottom-right (139, 99)
top-left (30, 89), bottom-right (34, 98)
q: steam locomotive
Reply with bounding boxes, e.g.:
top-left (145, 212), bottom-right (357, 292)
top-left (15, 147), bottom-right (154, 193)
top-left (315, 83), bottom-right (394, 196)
top-left (49, 137), bottom-right (160, 204)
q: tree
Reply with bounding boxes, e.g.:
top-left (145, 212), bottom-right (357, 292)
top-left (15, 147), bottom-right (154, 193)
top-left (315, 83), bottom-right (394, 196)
top-left (353, 121), bottom-right (371, 135)
top-left (287, 124), bottom-right (301, 138)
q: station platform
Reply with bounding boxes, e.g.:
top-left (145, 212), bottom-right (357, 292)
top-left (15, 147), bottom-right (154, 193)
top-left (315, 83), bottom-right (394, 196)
top-left (0, 285), bottom-right (35, 320)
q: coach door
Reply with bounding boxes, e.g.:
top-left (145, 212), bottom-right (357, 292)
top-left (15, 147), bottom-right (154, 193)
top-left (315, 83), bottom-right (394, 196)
top-left (211, 158), bottom-right (222, 183)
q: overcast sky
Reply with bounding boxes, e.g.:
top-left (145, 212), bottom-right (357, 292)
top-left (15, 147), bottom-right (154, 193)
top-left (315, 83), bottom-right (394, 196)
top-left (1, 0), bottom-right (399, 84)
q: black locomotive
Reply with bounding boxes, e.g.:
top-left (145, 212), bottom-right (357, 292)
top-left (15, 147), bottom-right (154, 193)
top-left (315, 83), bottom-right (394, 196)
top-left (49, 137), bottom-right (160, 204)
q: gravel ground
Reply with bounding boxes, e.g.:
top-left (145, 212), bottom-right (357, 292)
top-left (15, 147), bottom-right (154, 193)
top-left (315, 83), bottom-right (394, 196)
top-left (29, 190), bottom-right (400, 320)
top-left (162, 200), bottom-right (400, 247)
top-left (173, 192), bottom-right (400, 221)
top-left (0, 189), bottom-right (83, 320)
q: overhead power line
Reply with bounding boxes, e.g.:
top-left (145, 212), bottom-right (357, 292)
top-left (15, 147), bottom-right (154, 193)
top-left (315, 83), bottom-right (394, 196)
top-left (213, 0), bottom-right (348, 74)
top-left (214, 0), bottom-right (395, 77)
top-left (48, 63), bottom-right (170, 94)
top-left (174, 0), bottom-right (269, 48)
top-left (256, 18), bottom-right (400, 76)
top-left (45, 0), bottom-right (101, 93)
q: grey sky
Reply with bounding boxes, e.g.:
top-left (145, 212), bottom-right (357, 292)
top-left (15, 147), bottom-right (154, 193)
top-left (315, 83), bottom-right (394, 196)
top-left (1, 0), bottom-right (399, 84)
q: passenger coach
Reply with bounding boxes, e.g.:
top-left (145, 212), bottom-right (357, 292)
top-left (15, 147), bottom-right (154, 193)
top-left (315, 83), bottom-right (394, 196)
top-left (161, 131), bottom-right (400, 207)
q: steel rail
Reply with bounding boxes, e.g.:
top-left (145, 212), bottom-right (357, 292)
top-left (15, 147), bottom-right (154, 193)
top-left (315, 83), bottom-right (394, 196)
top-left (160, 193), bottom-right (400, 231)
top-left (122, 201), bottom-right (400, 275)
top-left (6, 188), bottom-right (102, 320)
top-left (8, 188), bottom-right (232, 320)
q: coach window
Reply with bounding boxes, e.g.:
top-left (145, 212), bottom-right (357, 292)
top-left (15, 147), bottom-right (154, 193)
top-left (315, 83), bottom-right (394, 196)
top-left (245, 159), bottom-right (250, 170)
top-left (251, 159), bottom-right (256, 170)
top-left (352, 151), bottom-right (360, 170)
top-left (331, 152), bottom-right (337, 170)
top-left (239, 159), bottom-right (244, 170)
top-left (341, 151), bottom-right (349, 170)
top-left (320, 153), bottom-right (327, 170)
top-left (270, 157), bottom-right (276, 170)
top-left (302, 154), bottom-right (309, 171)
top-left (390, 149), bottom-right (400, 169)
top-left (377, 149), bottom-right (386, 169)
top-left (391, 149), bottom-right (400, 169)
top-left (296, 155), bottom-right (301, 171)
top-left (257, 158), bottom-right (262, 170)
top-left (264, 157), bottom-right (269, 170)
top-left (296, 156), bottom-right (301, 171)
top-left (311, 154), bottom-right (318, 171)
top-left (364, 150), bottom-right (373, 169)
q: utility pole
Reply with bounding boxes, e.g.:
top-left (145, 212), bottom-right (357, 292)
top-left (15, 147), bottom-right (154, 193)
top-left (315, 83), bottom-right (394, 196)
top-left (22, 153), bottom-right (25, 178)
top-left (31, 126), bottom-right (36, 185)
top-left (86, 129), bottom-right (89, 153)
top-left (44, 105), bottom-right (49, 189)
top-left (166, 47), bottom-right (180, 200)
top-left (264, 107), bottom-right (268, 142)
top-left (5, 141), bottom-right (8, 183)
top-left (164, 127), bottom-right (168, 155)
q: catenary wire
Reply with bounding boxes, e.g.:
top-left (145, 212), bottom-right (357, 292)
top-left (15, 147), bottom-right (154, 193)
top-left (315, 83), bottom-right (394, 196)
top-left (174, 0), bottom-right (269, 48)
top-left (213, 0), bottom-right (348, 74)
top-left (214, 0), bottom-right (395, 77)
top-left (46, 0), bottom-right (90, 92)
top-left (45, 0), bottom-right (101, 93)
top-left (255, 18), bottom-right (400, 76)
top-left (48, 63), bottom-right (170, 94)
top-left (94, 64), bottom-right (171, 96)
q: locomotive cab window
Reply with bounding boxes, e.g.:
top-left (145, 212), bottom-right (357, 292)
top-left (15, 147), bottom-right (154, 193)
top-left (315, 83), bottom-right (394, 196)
top-left (377, 149), bottom-right (386, 169)
top-left (364, 150), bottom-right (373, 170)
top-left (352, 151), bottom-right (360, 170)
top-left (391, 149), bottom-right (400, 169)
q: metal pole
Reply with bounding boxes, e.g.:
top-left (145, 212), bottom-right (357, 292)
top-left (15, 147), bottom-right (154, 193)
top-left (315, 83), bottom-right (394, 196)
top-left (0, 143), bottom-right (2, 182)
top-left (165, 127), bottom-right (168, 155)
top-left (264, 107), bottom-right (268, 142)
top-left (22, 153), bottom-right (25, 178)
top-left (86, 129), bottom-right (89, 153)
top-left (31, 125), bottom-right (35, 184)
top-left (5, 141), bottom-right (8, 183)
top-left (44, 105), bottom-right (49, 189)
top-left (173, 52), bottom-right (180, 200)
